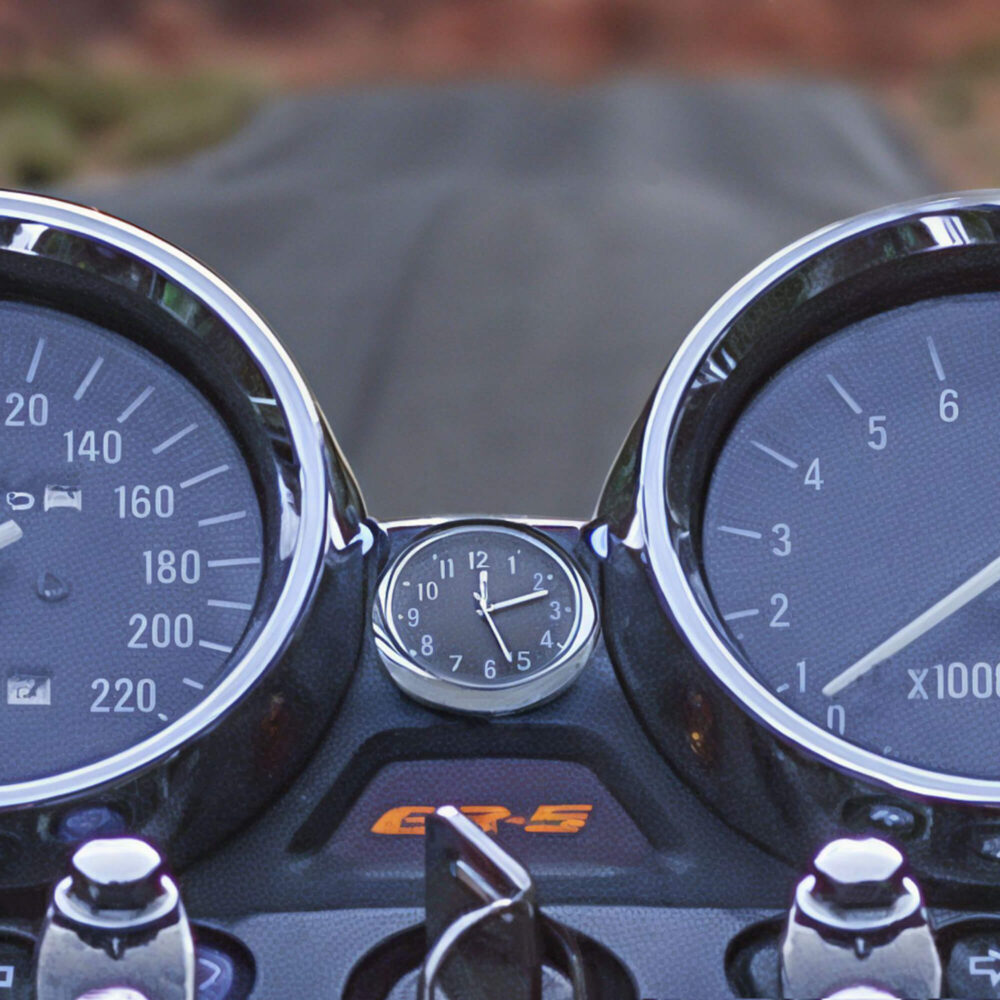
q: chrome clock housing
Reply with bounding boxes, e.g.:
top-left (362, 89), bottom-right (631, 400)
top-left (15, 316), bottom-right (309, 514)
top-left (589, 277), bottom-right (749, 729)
top-left (373, 520), bottom-right (599, 716)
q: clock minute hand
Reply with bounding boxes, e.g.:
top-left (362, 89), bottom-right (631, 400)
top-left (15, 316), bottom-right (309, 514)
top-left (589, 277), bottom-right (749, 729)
top-left (474, 570), bottom-right (513, 664)
top-left (486, 589), bottom-right (549, 613)
top-left (823, 550), bottom-right (1000, 698)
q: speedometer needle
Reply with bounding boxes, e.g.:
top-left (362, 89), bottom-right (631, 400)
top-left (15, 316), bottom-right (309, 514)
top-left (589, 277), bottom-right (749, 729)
top-left (823, 550), bottom-right (1000, 698)
top-left (474, 569), bottom-right (513, 664)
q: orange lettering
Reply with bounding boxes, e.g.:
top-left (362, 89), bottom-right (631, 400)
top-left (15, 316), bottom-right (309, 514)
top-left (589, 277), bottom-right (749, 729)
top-left (371, 806), bottom-right (434, 835)
top-left (524, 804), bottom-right (593, 834)
top-left (459, 806), bottom-right (511, 834)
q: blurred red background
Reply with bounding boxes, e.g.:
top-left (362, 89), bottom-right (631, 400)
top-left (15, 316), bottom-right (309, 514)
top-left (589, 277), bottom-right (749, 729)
top-left (0, 1), bottom-right (998, 187)
top-left (2, 0), bottom-right (998, 82)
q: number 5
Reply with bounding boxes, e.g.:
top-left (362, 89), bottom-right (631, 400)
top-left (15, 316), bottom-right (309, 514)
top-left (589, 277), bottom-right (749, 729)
top-left (867, 415), bottom-right (887, 451)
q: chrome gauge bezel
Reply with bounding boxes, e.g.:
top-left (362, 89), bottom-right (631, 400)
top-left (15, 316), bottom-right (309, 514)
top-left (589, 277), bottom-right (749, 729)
top-left (636, 190), bottom-right (1000, 805)
top-left (0, 191), bottom-right (340, 809)
top-left (373, 520), bottom-right (599, 715)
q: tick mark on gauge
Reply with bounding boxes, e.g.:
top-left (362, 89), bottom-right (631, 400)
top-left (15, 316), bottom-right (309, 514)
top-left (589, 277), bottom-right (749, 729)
top-left (198, 510), bottom-right (247, 528)
top-left (25, 338), bottom-right (44, 383)
top-left (750, 441), bottom-right (798, 469)
top-left (73, 357), bottom-right (104, 401)
top-left (206, 599), bottom-right (253, 611)
top-left (0, 521), bottom-right (23, 550)
top-left (825, 373), bottom-right (862, 414)
top-left (117, 385), bottom-right (154, 423)
top-left (927, 335), bottom-right (946, 381)
top-left (152, 422), bottom-right (198, 454)
top-left (717, 525), bottom-right (763, 539)
top-left (207, 557), bottom-right (261, 568)
top-left (182, 678), bottom-right (205, 690)
top-left (723, 608), bottom-right (760, 622)
top-left (157, 713), bottom-right (169, 722)
top-left (198, 640), bottom-right (233, 654)
top-left (776, 683), bottom-right (790, 693)
top-left (180, 465), bottom-right (229, 489)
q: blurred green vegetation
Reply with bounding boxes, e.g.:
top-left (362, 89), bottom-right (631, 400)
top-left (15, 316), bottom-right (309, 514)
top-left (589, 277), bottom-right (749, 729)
top-left (0, 67), bottom-right (265, 187)
top-left (927, 40), bottom-right (1000, 126)
top-left (913, 38), bottom-right (1000, 188)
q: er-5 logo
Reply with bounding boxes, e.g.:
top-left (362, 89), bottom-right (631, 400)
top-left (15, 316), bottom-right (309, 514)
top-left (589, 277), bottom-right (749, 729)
top-left (371, 804), bottom-right (593, 836)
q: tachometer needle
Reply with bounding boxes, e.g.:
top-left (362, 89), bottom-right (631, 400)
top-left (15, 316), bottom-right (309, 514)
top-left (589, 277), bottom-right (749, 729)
top-left (0, 520), bottom-right (23, 551)
top-left (474, 569), bottom-right (513, 663)
top-left (486, 589), bottom-right (549, 613)
top-left (823, 550), bottom-right (1000, 697)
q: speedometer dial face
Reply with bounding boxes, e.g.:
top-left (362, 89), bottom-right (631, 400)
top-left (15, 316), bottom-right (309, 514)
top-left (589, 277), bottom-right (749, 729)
top-left (701, 292), bottom-right (1000, 781)
top-left (0, 300), bottom-right (262, 785)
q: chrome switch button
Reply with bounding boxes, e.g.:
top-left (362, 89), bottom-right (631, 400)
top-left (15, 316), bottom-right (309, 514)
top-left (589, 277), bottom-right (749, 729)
top-left (780, 837), bottom-right (941, 1000)
top-left (69, 838), bottom-right (165, 912)
top-left (36, 837), bottom-right (195, 1000)
top-left (810, 839), bottom-right (914, 914)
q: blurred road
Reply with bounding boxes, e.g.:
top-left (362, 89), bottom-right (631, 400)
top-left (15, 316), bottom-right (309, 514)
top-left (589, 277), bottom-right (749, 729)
top-left (69, 80), bottom-right (937, 519)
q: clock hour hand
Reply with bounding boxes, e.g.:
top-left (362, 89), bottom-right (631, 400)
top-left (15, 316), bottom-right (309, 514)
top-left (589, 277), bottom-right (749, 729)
top-left (485, 589), bottom-right (549, 613)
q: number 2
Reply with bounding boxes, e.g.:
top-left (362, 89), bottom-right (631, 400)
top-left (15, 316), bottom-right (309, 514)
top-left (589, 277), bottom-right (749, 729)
top-left (769, 593), bottom-right (790, 628)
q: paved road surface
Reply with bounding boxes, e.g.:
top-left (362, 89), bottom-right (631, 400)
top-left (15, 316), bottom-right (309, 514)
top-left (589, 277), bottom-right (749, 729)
top-left (68, 79), bottom-right (937, 520)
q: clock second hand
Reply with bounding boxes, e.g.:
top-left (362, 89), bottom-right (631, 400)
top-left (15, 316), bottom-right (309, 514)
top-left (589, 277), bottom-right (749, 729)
top-left (474, 569), bottom-right (513, 663)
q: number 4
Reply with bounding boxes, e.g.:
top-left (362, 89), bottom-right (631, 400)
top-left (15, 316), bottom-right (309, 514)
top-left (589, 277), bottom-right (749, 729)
top-left (804, 458), bottom-right (823, 490)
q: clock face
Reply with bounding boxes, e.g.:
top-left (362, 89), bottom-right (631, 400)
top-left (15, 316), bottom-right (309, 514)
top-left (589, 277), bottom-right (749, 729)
top-left (375, 522), bottom-right (598, 714)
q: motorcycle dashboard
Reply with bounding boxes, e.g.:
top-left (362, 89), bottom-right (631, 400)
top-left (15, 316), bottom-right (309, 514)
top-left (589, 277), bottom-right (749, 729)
top-left (4, 190), bottom-right (1000, 999)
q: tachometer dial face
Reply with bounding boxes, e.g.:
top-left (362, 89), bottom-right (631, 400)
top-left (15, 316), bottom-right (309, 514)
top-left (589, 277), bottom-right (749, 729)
top-left (375, 522), bottom-right (598, 714)
top-left (701, 293), bottom-right (1000, 781)
top-left (0, 300), bottom-right (263, 784)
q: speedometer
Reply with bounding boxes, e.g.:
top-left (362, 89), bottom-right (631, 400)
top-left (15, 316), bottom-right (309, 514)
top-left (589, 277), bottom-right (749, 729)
top-left (0, 192), bottom-right (367, 886)
top-left (0, 300), bottom-right (262, 785)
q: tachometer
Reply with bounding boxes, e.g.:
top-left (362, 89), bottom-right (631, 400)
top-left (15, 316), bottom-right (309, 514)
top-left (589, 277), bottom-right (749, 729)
top-left (600, 192), bottom-right (1000, 884)
top-left (701, 293), bottom-right (1000, 783)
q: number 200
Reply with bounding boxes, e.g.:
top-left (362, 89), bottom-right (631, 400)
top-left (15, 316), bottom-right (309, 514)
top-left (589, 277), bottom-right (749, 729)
top-left (127, 613), bottom-right (193, 649)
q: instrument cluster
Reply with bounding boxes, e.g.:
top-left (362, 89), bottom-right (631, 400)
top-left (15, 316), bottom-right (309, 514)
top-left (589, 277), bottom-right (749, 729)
top-left (3, 189), bottom-right (1000, 996)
